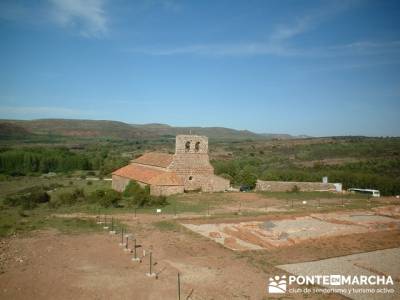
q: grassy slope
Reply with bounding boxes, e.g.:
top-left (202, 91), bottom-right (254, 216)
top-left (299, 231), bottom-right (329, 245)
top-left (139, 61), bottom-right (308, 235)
top-left (0, 173), bottom-right (386, 238)
top-left (0, 119), bottom-right (270, 140)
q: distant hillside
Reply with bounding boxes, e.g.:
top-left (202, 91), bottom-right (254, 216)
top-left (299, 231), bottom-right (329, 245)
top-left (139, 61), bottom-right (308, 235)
top-left (0, 122), bottom-right (34, 138)
top-left (130, 123), bottom-right (263, 140)
top-left (0, 119), bottom-right (305, 140)
top-left (1, 119), bottom-right (154, 139)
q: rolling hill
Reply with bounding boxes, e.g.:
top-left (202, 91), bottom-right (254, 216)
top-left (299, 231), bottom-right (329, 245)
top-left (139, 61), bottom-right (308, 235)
top-left (0, 119), bottom-right (305, 140)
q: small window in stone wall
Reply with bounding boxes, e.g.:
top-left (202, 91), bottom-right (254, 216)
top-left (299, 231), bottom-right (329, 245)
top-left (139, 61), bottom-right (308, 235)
top-left (195, 141), bottom-right (200, 151)
top-left (189, 176), bottom-right (193, 181)
top-left (185, 141), bottom-right (190, 151)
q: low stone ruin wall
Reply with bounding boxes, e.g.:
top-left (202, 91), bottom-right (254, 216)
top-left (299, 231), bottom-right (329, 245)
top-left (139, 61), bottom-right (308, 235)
top-left (255, 180), bottom-right (336, 192)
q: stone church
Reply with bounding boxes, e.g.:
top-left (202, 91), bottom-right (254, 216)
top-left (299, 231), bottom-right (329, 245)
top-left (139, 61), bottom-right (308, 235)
top-left (112, 135), bottom-right (230, 196)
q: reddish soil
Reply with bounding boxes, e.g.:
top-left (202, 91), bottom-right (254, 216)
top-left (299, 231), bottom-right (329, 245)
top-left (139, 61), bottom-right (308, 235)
top-left (2, 201), bottom-right (398, 299)
top-left (1, 229), bottom-right (267, 299)
top-left (0, 213), bottom-right (351, 300)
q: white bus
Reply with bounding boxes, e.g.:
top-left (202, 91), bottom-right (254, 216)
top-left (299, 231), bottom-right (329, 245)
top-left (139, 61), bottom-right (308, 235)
top-left (348, 188), bottom-right (380, 197)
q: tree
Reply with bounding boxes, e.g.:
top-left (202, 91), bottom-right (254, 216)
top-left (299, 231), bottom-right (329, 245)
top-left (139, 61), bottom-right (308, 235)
top-left (237, 168), bottom-right (257, 189)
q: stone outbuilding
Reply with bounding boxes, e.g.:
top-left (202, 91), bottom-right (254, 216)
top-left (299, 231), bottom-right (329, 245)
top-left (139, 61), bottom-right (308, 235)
top-left (112, 135), bottom-right (230, 196)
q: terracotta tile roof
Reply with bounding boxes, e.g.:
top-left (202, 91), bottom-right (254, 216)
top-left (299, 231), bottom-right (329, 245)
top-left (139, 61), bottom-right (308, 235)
top-left (133, 152), bottom-right (173, 168)
top-left (148, 172), bottom-right (183, 186)
top-left (112, 164), bottom-right (183, 186)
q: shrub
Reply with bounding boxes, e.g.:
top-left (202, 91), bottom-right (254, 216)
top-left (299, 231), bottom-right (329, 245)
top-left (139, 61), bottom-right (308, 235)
top-left (72, 188), bottom-right (85, 199)
top-left (123, 181), bottom-right (143, 197)
top-left (31, 190), bottom-right (51, 203)
top-left (4, 189), bottom-right (50, 210)
top-left (237, 169), bottom-right (257, 189)
top-left (88, 189), bottom-right (121, 207)
top-left (99, 189), bottom-right (121, 208)
top-left (58, 192), bottom-right (78, 206)
top-left (55, 188), bottom-right (85, 207)
top-left (88, 189), bottom-right (105, 203)
top-left (148, 195), bottom-right (168, 206)
top-left (130, 186), bottom-right (151, 207)
top-left (123, 181), bottom-right (168, 207)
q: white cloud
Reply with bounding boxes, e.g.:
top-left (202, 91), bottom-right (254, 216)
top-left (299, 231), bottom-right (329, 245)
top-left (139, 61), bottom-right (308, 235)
top-left (132, 43), bottom-right (295, 57)
top-left (270, 16), bottom-right (314, 42)
top-left (129, 1), bottom-right (371, 57)
top-left (0, 0), bottom-right (109, 38)
top-left (130, 39), bottom-right (400, 59)
top-left (48, 0), bottom-right (108, 37)
top-left (269, 1), bottom-right (357, 42)
top-left (325, 41), bottom-right (400, 56)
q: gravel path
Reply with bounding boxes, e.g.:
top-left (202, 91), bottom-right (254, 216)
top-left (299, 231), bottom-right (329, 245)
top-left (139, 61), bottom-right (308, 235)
top-left (277, 248), bottom-right (400, 300)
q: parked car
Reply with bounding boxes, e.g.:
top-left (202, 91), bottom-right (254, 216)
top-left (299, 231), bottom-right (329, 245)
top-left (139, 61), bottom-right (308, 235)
top-left (240, 185), bottom-right (251, 192)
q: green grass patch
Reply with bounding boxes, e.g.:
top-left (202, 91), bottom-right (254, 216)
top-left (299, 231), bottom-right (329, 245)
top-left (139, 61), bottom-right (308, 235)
top-left (0, 206), bottom-right (102, 237)
top-left (45, 217), bottom-right (102, 234)
top-left (153, 220), bottom-right (181, 232)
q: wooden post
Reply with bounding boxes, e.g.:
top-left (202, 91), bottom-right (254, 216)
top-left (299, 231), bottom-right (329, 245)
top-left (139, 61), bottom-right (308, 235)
top-left (149, 252), bottom-right (152, 275)
top-left (121, 227), bottom-right (124, 244)
top-left (134, 239), bottom-right (137, 259)
top-left (291, 199), bottom-right (294, 209)
top-left (103, 215), bottom-right (108, 229)
top-left (207, 203), bottom-right (210, 216)
top-left (178, 272), bottom-right (181, 300)
top-left (126, 236), bottom-right (129, 249)
top-left (134, 207), bottom-right (137, 218)
top-left (111, 217), bottom-right (114, 231)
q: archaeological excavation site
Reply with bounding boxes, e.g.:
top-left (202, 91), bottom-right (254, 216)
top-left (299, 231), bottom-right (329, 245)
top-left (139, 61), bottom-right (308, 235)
top-left (183, 209), bottom-right (400, 251)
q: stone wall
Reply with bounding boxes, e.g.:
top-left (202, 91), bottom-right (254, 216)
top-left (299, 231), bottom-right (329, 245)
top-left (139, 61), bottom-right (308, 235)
top-left (201, 175), bottom-right (230, 192)
top-left (111, 175), bottom-right (131, 192)
top-left (255, 180), bottom-right (336, 192)
top-left (177, 174), bottom-right (230, 192)
top-left (150, 185), bottom-right (184, 196)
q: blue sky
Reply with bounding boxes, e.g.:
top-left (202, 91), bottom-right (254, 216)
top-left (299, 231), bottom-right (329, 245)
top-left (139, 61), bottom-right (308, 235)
top-left (0, 0), bottom-right (399, 136)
